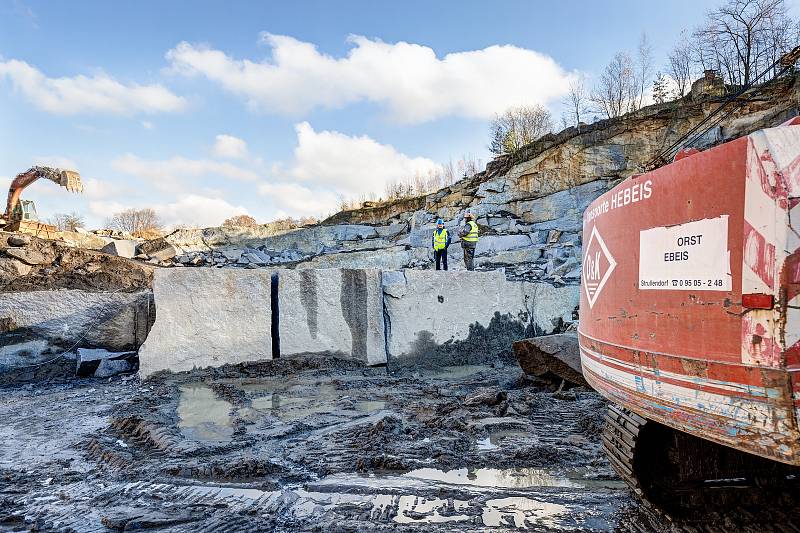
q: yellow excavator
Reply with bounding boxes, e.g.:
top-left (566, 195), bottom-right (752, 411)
top-left (1, 166), bottom-right (83, 238)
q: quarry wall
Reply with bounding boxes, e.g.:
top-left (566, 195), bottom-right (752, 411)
top-left (160, 76), bottom-right (799, 289)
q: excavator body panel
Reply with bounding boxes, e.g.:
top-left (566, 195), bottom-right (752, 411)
top-left (578, 122), bottom-right (800, 466)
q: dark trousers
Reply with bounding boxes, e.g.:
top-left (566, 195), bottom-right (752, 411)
top-left (434, 249), bottom-right (448, 270)
top-left (462, 244), bottom-right (476, 271)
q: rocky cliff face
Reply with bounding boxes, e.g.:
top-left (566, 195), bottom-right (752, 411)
top-left (163, 75), bottom-right (800, 290)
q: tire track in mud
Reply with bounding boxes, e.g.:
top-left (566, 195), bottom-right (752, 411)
top-left (4, 360), bottom-right (795, 531)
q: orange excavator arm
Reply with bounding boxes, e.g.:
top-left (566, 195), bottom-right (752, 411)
top-left (3, 166), bottom-right (83, 222)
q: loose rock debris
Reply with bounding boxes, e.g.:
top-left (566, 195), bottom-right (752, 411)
top-left (0, 358), bottom-right (795, 531)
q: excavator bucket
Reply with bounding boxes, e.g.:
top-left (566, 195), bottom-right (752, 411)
top-left (59, 170), bottom-right (83, 193)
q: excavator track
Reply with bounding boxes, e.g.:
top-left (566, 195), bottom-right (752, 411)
top-left (601, 402), bottom-right (645, 497)
top-left (604, 402), bottom-right (800, 525)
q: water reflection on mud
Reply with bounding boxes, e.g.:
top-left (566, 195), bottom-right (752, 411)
top-left (176, 383), bottom-right (233, 443)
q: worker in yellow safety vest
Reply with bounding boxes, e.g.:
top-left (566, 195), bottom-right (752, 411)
top-left (459, 210), bottom-right (479, 271)
top-left (431, 218), bottom-right (451, 270)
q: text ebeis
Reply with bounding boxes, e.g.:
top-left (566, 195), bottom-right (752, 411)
top-left (664, 234), bottom-right (702, 262)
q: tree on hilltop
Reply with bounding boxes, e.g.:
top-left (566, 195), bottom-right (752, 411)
top-left (489, 105), bottom-right (553, 155)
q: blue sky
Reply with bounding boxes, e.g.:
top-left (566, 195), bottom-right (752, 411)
top-left (0, 0), bottom-right (777, 228)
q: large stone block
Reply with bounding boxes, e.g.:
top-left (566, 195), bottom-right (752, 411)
top-left (138, 269), bottom-right (273, 377)
top-left (278, 269), bottom-right (386, 365)
top-left (513, 333), bottom-right (588, 387)
top-left (382, 270), bottom-right (533, 368)
top-left (298, 246), bottom-right (426, 270)
top-left (523, 283), bottom-right (579, 335)
top-left (101, 239), bottom-right (139, 259)
top-left (0, 289), bottom-right (151, 351)
top-left (475, 234), bottom-right (532, 256)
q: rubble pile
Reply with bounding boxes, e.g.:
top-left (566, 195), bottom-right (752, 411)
top-left (0, 231), bottom-right (152, 292)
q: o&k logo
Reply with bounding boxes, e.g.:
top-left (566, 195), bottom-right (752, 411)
top-left (583, 226), bottom-right (616, 308)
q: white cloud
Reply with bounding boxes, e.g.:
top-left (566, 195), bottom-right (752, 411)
top-left (89, 195), bottom-right (248, 229)
top-left (155, 194), bottom-right (250, 228)
top-left (111, 153), bottom-right (260, 192)
top-left (141, 120), bottom-right (154, 129)
top-left (166, 34), bottom-right (572, 123)
top-left (258, 182), bottom-right (339, 217)
top-left (212, 134), bottom-right (248, 159)
top-left (88, 200), bottom-right (130, 220)
top-left (0, 58), bottom-right (187, 115)
top-left (81, 177), bottom-right (133, 200)
top-left (287, 122), bottom-right (440, 196)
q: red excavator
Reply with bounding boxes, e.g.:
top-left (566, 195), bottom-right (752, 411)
top-left (579, 46), bottom-right (800, 510)
top-left (580, 117), bottom-right (800, 509)
top-left (1, 166), bottom-right (83, 238)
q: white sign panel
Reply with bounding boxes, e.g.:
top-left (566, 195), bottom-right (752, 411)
top-left (639, 216), bottom-right (731, 291)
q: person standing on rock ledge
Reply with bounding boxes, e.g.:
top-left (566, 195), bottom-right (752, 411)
top-left (459, 210), bottom-right (479, 271)
top-left (431, 218), bottom-right (451, 271)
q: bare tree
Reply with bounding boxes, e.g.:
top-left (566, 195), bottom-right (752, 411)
top-left (48, 212), bottom-right (85, 232)
top-left (592, 52), bottom-right (636, 118)
top-left (489, 105), bottom-right (553, 155)
top-left (692, 0), bottom-right (796, 86)
top-left (222, 214), bottom-right (259, 228)
top-left (635, 33), bottom-right (655, 109)
top-left (456, 154), bottom-right (482, 177)
top-left (442, 159), bottom-right (456, 187)
top-left (668, 31), bottom-right (694, 97)
top-left (107, 208), bottom-right (162, 237)
top-left (652, 72), bottom-right (671, 103)
top-left (561, 75), bottom-right (591, 127)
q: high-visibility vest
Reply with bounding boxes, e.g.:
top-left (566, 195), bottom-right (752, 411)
top-left (433, 228), bottom-right (448, 250)
top-left (463, 220), bottom-right (479, 243)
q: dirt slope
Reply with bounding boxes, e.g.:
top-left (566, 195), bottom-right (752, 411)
top-left (0, 232), bottom-right (153, 292)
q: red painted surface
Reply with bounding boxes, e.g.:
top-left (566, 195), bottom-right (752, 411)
top-left (674, 147), bottom-right (701, 161)
top-left (579, 124), bottom-right (800, 465)
top-left (742, 293), bottom-right (774, 309)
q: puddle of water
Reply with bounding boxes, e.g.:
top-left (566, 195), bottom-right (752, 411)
top-left (482, 497), bottom-right (568, 528)
top-left (219, 380), bottom-right (384, 421)
top-left (299, 488), bottom-right (571, 528)
top-left (477, 428), bottom-right (531, 450)
top-left (251, 393), bottom-right (326, 421)
top-left (476, 437), bottom-right (497, 451)
top-left (355, 400), bottom-right (386, 412)
top-left (176, 384), bottom-right (233, 443)
top-left (403, 467), bottom-right (581, 489)
top-left (393, 495), bottom-right (471, 524)
top-left (244, 383), bottom-right (344, 421)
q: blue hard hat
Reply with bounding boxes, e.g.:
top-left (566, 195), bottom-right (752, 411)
top-left (436, 218), bottom-right (444, 225)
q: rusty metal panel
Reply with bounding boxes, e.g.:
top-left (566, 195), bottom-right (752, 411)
top-left (579, 123), bottom-right (800, 465)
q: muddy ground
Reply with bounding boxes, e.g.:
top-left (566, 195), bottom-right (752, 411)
top-left (0, 233), bottom-right (152, 293)
top-left (0, 358), bottom-right (795, 532)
